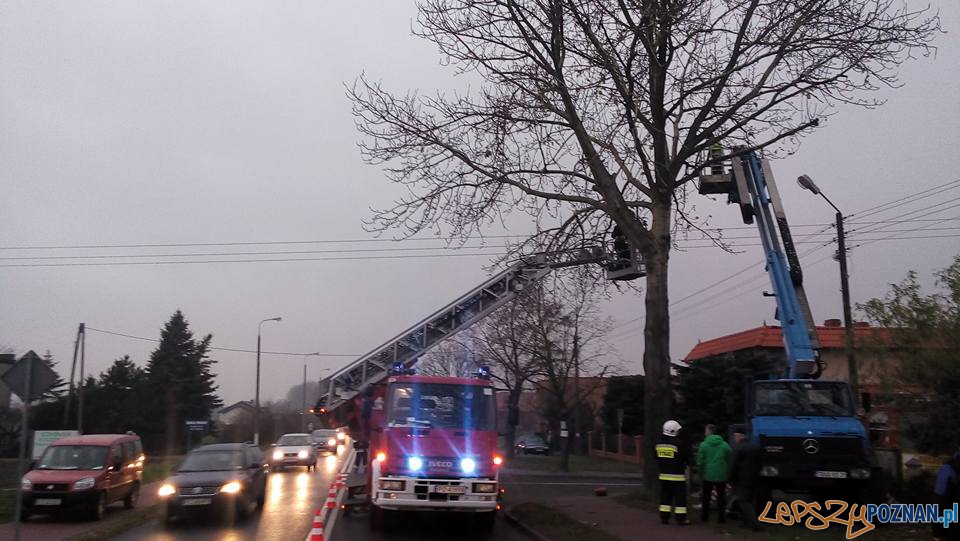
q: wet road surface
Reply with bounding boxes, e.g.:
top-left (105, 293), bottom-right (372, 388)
top-left (114, 452), bottom-right (346, 541)
top-left (329, 508), bottom-right (526, 541)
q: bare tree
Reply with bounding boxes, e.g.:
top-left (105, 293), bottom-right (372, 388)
top-left (523, 270), bottom-right (615, 470)
top-left (471, 292), bottom-right (545, 457)
top-left (349, 0), bottom-right (938, 478)
top-left (416, 339), bottom-right (481, 377)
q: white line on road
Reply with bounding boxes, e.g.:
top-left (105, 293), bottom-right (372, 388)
top-left (305, 446), bottom-right (356, 541)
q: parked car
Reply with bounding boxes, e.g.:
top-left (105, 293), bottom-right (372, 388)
top-left (310, 429), bottom-right (340, 453)
top-left (271, 433), bottom-right (318, 470)
top-left (20, 433), bottom-right (144, 521)
top-left (515, 435), bottom-right (550, 455)
top-left (158, 443), bottom-right (267, 523)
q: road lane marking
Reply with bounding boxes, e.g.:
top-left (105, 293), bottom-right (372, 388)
top-left (305, 444), bottom-right (356, 541)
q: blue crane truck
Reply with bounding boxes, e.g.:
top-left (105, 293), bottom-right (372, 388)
top-left (699, 149), bottom-right (880, 502)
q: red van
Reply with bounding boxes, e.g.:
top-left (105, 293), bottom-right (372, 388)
top-left (21, 433), bottom-right (144, 520)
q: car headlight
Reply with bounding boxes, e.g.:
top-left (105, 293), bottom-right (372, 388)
top-left (328, 438), bottom-right (336, 447)
top-left (220, 481), bottom-right (242, 494)
top-left (73, 477), bottom-right (96, 490)
top-left (298, 450), bottom-right (309, 459)
top-left (461, 458), bottom-right (476, 474)
top-left (273, 450), bottom-right (284, 461)
top-left (21, 478), bottom-right (32, 491)
top-left (760, 465), bottom-right (780, 477)
top-left (408, 456), bottom-right (423, 471)
top-left (158, 483), bottom-right (176, 497)
top-left (379, 480), bottom-right (405, 491)
top-left (850, 468), bottom-right (871, 480)
top-left (337, 432), bottom-right (346, 441)
top-left (473, 482), bottom-right (497, 493)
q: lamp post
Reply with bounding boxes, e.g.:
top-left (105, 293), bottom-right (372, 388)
top-left (797, 175), bottom-right (860, 406)
top-left (254, 317), bottom-right (282, 446)
top-left (301, 353), bottom-right (321, 432)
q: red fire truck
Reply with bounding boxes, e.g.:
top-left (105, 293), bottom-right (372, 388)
top-left (366, 365), bottom-right (502, 530)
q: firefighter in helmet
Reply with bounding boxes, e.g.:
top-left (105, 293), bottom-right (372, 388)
top-left (656, 420), bottom-right (690, 526)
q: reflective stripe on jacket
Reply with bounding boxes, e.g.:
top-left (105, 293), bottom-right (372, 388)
top-left (656, 435), bottom-right (689, 482)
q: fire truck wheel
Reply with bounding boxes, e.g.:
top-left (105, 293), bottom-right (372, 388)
top-left (475, 511), bottom-right (496, 531)
top-left (370, 506), bottom-right (391, 531)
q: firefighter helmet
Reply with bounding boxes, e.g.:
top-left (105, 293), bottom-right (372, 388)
top-left (662, 420), bottom-right (682, 437)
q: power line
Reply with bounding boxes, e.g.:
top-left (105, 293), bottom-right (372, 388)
top-left (0, 245), bottom-right (510, 261)
top-left (848, 178), bottom-right (960, 220)
top-left (85, 327), bottom-right (358, 357)
top-left (0, 251), bottom-right (509, 269)
top-left (847, 199), bottom-right (960, 237)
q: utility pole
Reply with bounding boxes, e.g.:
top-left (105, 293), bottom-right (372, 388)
top-left (835, 212), bottom-right (860, 406)
top-left (798, 175), bottom-right (859, 406)
top-left (63, 323), bottom-right (83, 426)
top-left (78, 324), bottom-right (86, 434)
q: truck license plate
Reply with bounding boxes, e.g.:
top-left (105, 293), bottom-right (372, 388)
top-left (34, 498), bottom-right (61, 506)
top-left (183, 498), bottom-right (212, 506)
top-left (435, 486), bottom-right (467, 494)
top-left (814, 471), bottom-right (848, 479)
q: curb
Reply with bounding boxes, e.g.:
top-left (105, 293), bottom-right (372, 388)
top-left (503, 469), bottom-right (644, 480)
top-left (503, 506), bottom-right (553, 541)
top-left (64, 504), bottom-right (161, 541)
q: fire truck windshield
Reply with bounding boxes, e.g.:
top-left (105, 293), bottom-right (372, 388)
top-left (386, 382), bottom-right (495, 431)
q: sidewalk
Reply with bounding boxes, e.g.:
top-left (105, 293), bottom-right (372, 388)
top-left (520, 493), bottom-right (729, 541)
top-left (0, 481), bottom-right (160, 541)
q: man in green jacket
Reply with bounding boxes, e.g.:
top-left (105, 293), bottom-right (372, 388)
top-left (697, 424), bottom-right (732, 523)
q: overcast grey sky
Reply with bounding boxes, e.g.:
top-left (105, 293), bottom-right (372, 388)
top-left (2, 1), bottom-right (959, 408)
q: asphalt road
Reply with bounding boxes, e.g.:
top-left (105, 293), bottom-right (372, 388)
top-left (326, 471), bottom-right (642, 541)
top-left (114, 452), bottom-right (346, 541)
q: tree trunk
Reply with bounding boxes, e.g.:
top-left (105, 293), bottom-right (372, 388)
top-left (641, 206), bottom-right (673, 488)
top-left (559, 412), bottom-right (571, 472)
top-left (505, 387), bottom-right (522, 458)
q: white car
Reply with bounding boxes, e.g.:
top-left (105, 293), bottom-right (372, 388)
top-left (311, 429), bottom-right (344, 453)
top-left (270, 433), bottom-right (317, 471)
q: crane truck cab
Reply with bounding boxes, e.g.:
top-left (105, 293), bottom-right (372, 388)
top-left (368, 366), bottom-right (502, 530)
top-left (748, 379), bottom-right (875, 500)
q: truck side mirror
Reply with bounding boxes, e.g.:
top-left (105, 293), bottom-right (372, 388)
top-left (861, 392), bottom-right (872, 412)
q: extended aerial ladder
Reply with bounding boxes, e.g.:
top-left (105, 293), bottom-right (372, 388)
top-left (317, 246), bottom-right (644, 415)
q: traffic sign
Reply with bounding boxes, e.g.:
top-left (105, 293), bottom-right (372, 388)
top-left (1, 351), bottom-right (59, 402)
top-left (32, 430), bottom-right (79, 459)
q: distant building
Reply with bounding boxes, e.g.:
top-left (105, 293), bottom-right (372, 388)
top-left (214, 400), bottom-right (256, 426)
top-left (0, 354), bottom-right (15, 411)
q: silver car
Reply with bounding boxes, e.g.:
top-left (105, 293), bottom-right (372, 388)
top-left (270, 433), bottom-right (317, 471)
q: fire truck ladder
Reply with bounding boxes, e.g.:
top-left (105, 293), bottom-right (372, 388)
top-left (319, 247), bottom-right (633, 413)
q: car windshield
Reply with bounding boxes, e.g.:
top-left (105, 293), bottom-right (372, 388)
top-left (38, 445), bottom-right (108, 470)
top-left (179, 450), bottom-right (245, 472)
top-left (312, 430), bottom-right (336, 438)
top-left (754, 381), bottom-right (854, 417)
top-left (386, 382), bottom-right (495, 430)
top-left (277, 435), bottom-right (311, 446)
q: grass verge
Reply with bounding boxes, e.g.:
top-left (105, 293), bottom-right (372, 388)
top-left (508, 503), bottom-right (621, 541)
top-left (66, 505), bottom-right (161, 541)
top-left (508, 454), bottom-right (643, 474)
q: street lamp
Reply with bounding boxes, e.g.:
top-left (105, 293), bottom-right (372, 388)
top-left (301, 352), bottom-right (321, 432)
top-left (254, 317), bottom-right (282, 446)
top-left (797, 175), bottom-right (860, 405)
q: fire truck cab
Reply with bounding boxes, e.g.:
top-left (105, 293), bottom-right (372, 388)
top-left (369, 366), bottom-right (502, 529)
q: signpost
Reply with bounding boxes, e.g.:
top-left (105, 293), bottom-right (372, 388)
top-left (1, 351), bottom-right (60, 541)
top-left (184, 420), bottom-right (209, 451)
top-left (32, 430), bottom-right (79, 460)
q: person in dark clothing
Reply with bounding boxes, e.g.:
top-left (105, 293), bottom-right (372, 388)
top-left (697, 424), bottom-right (731, 523)
top-left (933, 449), bottom-right (960, 540)
top-left (728, 427), bottom-right (763, 531)
top-left (656, 420), bottom-right (690, 526)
